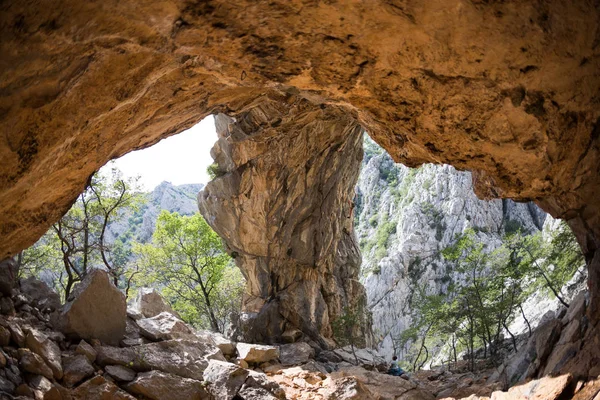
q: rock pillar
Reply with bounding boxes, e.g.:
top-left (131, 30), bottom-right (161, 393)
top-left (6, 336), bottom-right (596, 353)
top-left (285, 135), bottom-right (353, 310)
top-left (198, 93), bottom-right (370, 347)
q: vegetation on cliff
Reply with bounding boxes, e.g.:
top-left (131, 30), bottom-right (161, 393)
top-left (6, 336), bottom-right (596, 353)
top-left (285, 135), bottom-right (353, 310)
top-left (396, 223), bottom-right (584, 372)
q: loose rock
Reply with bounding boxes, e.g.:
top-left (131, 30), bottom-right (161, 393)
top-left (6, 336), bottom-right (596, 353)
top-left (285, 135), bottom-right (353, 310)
top-left (105, 365), bottom-right (137, 382)
top-left (279, 342), bottom-right (315, 366)
top-left (62, 354), bottom-right (95, 387)
top-left (26, 329), bottom-right (63, 379)
top-left (59, 269), bottom-right (126, 345)
top-left (129, 288), bottom-right (179, 319)
top-left (125, 370), bottom-right (209, 400)
top-left (237, 343), bottom-right (280, 364)
top-left (136, 312), bottom-right (192, 341)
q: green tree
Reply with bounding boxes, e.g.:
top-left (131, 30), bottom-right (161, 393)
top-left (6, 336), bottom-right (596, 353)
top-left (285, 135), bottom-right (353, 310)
top-left (134, 211), bottom-right (242, 333)
top-left (21, 166), bottom-right (144, 300)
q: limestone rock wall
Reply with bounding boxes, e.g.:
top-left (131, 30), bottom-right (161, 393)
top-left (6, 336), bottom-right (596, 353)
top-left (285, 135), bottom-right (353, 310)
top-left (1, 0), bottom-right (600, 348)
top-left (355, 141), bottom-right (550, 355)
top-left (198, 94), bottom-right (370, 347)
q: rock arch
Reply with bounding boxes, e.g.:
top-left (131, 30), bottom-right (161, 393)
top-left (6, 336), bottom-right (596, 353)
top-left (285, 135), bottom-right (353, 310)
top-left (1, 0), bottom-right (599, 347)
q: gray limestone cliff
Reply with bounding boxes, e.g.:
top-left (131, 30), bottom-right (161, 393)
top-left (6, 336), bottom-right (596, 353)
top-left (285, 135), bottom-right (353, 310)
top-left (106, 182), bottom-right (204, 245)
top-left (355, 138), bottom-right (558, 357)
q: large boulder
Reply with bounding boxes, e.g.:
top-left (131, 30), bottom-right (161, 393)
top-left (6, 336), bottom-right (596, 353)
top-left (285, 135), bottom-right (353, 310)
top-left (237, 343), bottom-right (280, 364)
top-left (0, 258), bottom-right (19, 296)
top-left (96, 339), bottom-right (226, 380)
top-left (125, 370), bottom-right (210, 400)
top-left (59, 269), bottom-right (126, 345)
top-left (129, 288), bottom-right (179, 319)
top-left (491, 374), bottom-right (572, 400)
top-left (136, 312), bottom-right (192, 341)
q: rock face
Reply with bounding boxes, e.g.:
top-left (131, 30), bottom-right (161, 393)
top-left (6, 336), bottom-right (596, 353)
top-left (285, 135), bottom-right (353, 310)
top-left (1, 0), bottom-right (600, 351)
top-left (355, 140), bottom-right (573, 356)
top-left (199, 109), bottom-right (369, 346)
top-left (59, 269), bottom-right (126, 345)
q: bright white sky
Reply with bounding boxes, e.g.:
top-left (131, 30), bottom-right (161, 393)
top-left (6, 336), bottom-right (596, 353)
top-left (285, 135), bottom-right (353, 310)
top-left (102, 116), bottom-right (218, 191)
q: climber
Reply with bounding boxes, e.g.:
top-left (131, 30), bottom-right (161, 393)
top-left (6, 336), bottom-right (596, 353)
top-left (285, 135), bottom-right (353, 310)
top-left (387, 355), bottom-right (405, 377)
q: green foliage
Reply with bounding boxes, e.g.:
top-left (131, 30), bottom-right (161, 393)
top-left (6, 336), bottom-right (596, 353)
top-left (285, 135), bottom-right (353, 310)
top-left (133, 211), bottom-right (244, 332)
top-left (399, 223), bottom-right (584, 372)
top-left (206, 162), bottom-right (223, 180)
top-left (363, 134), bottom-right (384, 163)
top-left (21, 166), bottom-right (145, 300)
top-left (504, 219), bottom-right (525, 235)
top-left (376, 221), bottom-right (396, 249)
top-left (369, 214), bottom-right (378, 227)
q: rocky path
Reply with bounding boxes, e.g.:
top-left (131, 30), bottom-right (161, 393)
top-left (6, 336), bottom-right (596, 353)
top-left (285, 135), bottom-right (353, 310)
top-left (1, 265), bottom-right (599, 400)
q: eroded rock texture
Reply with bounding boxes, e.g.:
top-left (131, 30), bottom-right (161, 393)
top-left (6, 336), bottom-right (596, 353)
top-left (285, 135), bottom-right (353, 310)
top-left (0, 1), bottom-right (599, 339)
top-left (198, 97), bottom-right (370, 346)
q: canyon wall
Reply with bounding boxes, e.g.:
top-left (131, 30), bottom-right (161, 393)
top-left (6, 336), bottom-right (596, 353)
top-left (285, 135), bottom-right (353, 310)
top-left (0, 0), bottom-right (599, 343)
top-left (198, 96), bottom-right (369, 347)
top-left (355, 139), bottom-right (587, 358)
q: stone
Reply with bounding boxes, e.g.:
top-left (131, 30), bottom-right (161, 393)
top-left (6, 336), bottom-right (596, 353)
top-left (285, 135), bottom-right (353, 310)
top-left (0, 325), bottom-right (10, 346)
top-left (331, 366), bottom-right (432, 400)
top-left (59, 269), bottom-right (126, 345)
top-left (0, 296), bottom-right (16, 316)
top-left (72, 376), bottom-right (136, 400)
top-left (26, 329), bottom-right (63, 379)
top-left (62, 354), bottom-right (95, 387)
top-left (563, 291), bottom-right (587, 325)
top-left (195, 330), bottom-right (236, 356)
top-left (28, 375), bottom-right (53, 393)
top-left (129, 288), bottom-right (179, 319)
top-left (96, 339), bottom-right (226, 380)
top-left (75, 340), bottom-right (97, 363)
top-left (0, 375), bottom-right (16, 394)
top-left (15, 383), bottom-right (34, 398)
top-left (326, 377), bottom-right (375, 400)
top-left (18, 348), bottom-right (54, 380)
top-left (237, 386), bottom-right (280, 400)
top-left (19, 277), bottom-right (61, 313)
top-left (203, 360), bottom-right (249, 400)
top-left (543, 341), bottom-right (581, 376)
top-left (279, 342), bottom-right (315, 366)
top-left (199, 111), bottom-right (369, 346)
top-left (1, 0), bottom-right (600, 354)
top-left (333, 346), bottom-right (387, 370)
top-left (105, 365), bottom-right (136, 382)
top-left (281, 328), bottom-right (302, 344)
top-left (491, 374), bottom-right (572, 400)
top-left (125, 370), bottom-right (209, 400)
top-left (0, 258), bottom-right (19, 296)
top-left (136, 312), bottom-right (192, 341)
top-left (237, 343), bottom-right (280, 364)
top-left (558, 318), bottom-right (581, 345)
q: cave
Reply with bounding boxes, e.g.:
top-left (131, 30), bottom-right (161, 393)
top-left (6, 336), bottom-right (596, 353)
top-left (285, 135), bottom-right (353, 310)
top-left (1, 0), bottom-right (599, 382)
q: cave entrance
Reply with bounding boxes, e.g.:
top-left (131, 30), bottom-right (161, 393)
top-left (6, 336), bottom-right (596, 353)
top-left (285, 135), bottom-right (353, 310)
top-left (354, 134), bottom-right (586, 370)
top-left (20, 115), bottom-right (246, 334)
